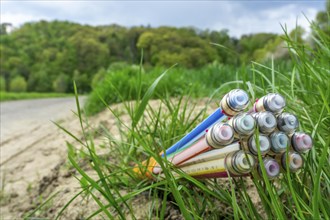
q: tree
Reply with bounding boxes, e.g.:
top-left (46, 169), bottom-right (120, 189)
top-left (137, 26), bottom-right (218, 67)
top-left (27, 70), bottom-right (53, 92)
top-left (69, 32), bottom-right (109, 77)
top-left (238, 33), bottom-right (278, 62)
top-left (314, 0), bottom-right (330, 36)
top-left (0, 23), bottom-right (12, 35)
top-left (53, 74), bottom-right (69, 93)
top-left (253, 36), bottom-right (288, 61)
top-left (0, 76), bottom-right (6, 91)
top-left (289, 26), bottom-right (305, 43)
top-left (73, 69), bottom-right (90, 93)
top-left (9, 76), bottom-right (27, 92)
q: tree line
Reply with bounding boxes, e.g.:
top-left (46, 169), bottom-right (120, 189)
top-left (0, 2), bottom-right (328, 93)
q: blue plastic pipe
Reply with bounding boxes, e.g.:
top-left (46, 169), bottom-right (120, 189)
top-left (163, 109), bottom-right (226, 156)
top-left (162, 89), bottom-right (249, 157)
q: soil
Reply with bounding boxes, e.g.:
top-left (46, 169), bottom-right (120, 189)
top-left (0, 97), bottom-right (97, 219)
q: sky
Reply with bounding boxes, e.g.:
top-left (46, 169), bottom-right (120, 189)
top-left (0, 0), bottom-right (326, 37)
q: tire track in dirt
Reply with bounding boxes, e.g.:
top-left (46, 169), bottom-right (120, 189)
top-left (0, 97), bottom-right (86, 218)
top-left (0, 133), bottom-right (52, 166)
top-left (0, 97), bottom-right (85, 163)
top-left (0, 125), bottom-right (42, 146)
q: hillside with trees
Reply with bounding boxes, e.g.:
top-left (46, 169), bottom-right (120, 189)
top-left (0, 2), bottom-right (327, 94)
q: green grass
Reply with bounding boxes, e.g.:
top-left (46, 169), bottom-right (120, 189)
top-left (27, 22), bottom-right (330, 219)
top-left (84, 61), bottom-right (293, 115)
top-left (0, 92), bottom-right (73, 101)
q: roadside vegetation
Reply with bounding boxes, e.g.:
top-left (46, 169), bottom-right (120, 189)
top-left (84, 61), bottom-right (295, 115)
top-left (0, 92), bottom-right (72, 102)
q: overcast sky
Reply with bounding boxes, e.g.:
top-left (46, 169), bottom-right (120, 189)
top-left (1, 0), bottom-right (326, 37)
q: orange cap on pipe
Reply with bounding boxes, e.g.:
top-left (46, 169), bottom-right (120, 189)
top-left (133, 151), bottom-right (164, 179)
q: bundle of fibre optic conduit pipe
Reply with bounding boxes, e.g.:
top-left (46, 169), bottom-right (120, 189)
top-left (133, 89), bottom-right (313, 181)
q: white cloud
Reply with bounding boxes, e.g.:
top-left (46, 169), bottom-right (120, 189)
top-left (0, 1), bottom-right (323, 37)
top-left (211, 3), bottom-right (318, 37)
top-left (1, 12), bottom-right (49, 26)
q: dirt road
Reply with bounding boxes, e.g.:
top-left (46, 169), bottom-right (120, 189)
top-left (1, 97), bottom-right (85, 165)
top-left (0, 96), bottom-right (92, 218)
top-left (0, 96), bottom-right (139, 219)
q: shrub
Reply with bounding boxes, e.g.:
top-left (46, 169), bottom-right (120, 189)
top-left (0, 76), bottom-right (6, 91)
top-left (9, 76), bottom-right (27, 92)
top-left (53, 74), bottom-right (69, 93)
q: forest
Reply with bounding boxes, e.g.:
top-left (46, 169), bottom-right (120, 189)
top-left (0, 4), bottom-right (328, 94)
top-left (0, 21), bottom-right (299, 94)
